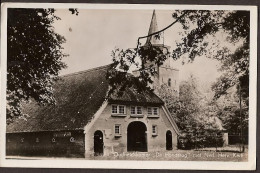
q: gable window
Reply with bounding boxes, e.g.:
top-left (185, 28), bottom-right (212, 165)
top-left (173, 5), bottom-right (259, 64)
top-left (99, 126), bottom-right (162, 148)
top-left (168, 78), bottom-right (171, 87)
top-left (153, 107), bottom-right (158, 115)
top-left (111, 105), bottom-right (126, 116)
top-left (131, 106), bottom-right (143, 117)
top-left (147, 107), bottom-right (159, 117)
top-left (137, 106), bottom-right (142, 115)
top-left (147, 107), bottom-right (152, 115)
top-left (152, 125), bottom-right (158, 136)
top-left (119, 105), bottom-right (125, 114)
top-left (131, 106), bottom-right (136, 114)
top-left (112, 105), bottom-right (118, 114)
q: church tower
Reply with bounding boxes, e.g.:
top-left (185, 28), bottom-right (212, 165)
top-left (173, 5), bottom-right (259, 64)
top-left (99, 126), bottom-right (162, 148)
top-left (134, 10), bottom-right (179, 95)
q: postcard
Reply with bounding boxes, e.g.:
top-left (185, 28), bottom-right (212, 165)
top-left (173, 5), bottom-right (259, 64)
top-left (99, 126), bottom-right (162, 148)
top-left (0, 3), bottom-right (257, 170)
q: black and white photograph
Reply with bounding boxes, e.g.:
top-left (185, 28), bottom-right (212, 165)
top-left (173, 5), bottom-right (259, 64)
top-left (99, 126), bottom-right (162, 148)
top-left (0, 3), bottom-right (257, 170)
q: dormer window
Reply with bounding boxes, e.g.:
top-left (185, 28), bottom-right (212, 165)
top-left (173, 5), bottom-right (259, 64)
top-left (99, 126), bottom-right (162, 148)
top-left (111, 105), bottom-right (126, 116)
top-left (168, 78), bottom-right (171, 87)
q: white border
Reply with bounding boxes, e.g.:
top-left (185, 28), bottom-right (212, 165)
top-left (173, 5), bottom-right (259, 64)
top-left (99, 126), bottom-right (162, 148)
top-left (0, 3), bottom-right (257, 170)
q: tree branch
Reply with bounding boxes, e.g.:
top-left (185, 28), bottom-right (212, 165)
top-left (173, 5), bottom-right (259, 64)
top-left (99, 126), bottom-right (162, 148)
top-left (134, 11), bottom-right (189, 59)
top-left (137, 11), bottom-right (189, 41)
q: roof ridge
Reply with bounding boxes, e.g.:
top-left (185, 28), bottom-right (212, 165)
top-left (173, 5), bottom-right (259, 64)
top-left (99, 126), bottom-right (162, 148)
top-left (59, 64), bottom-right (111, 78)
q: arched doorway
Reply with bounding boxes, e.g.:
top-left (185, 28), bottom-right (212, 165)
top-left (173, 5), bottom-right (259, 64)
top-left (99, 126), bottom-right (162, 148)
top-left (166, 130), bottom-right (173, 150)
top-left (127, 121), bottom-right (147, 152)
top-left (94, 130), bottom-right (103, 156)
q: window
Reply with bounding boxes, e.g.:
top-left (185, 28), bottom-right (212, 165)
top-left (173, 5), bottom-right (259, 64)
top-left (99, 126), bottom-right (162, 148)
top-left (115, 124), bottom-right (121, 134)
top-left (153, 107), bottom-right (158, 115)
top-left (70, 137), bottom-right (75, 142)
top-left (137, 106), bottom-right (142, 115)
top-left (147, 107), bottom-right (152, 115)
top-left (52, 138), bottom-right (56, 143)
top-left (147, 107), bottom-right (159, 117)
top-left (152, 125), bottom-right (158, 136)
top-left (112, 105), bottom-right (118, 114)
top-left (168, 78), bottom-right (171, 87)
top-left (130, 106), bottom-right (143, 116)
top-left (111, 105), bottom-right (126, 115)
top-left (36, 137), bottom-right (39, 143)
top-left (119, 105), bottom-right (125, 114)
top-left (131, 106), bottom-right (136, 114)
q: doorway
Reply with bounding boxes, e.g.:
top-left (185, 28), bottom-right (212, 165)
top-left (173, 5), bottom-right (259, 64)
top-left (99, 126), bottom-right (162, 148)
top-left (94, 130), bottom-right (103, 156)
top-left (127, 121), bottom-right (147, 152)
top-left (166, 130), bottom-right (173, 150)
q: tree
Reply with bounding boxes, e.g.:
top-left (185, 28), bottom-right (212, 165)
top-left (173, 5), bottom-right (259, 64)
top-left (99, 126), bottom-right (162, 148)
top-left (214, 88), bottom-right (248, 146)
top-left (7, 8), bottom-right (77, 122)
top-left (107, 10), bottom-right (250, 102)
top-left (107, 11), bottom-right (250, 149)
top-left (158, 75), bottom-right (223, 149)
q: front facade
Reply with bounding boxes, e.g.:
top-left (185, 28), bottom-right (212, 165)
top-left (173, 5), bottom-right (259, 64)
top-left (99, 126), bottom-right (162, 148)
top-left (84, 102), bottom-right (178, 156)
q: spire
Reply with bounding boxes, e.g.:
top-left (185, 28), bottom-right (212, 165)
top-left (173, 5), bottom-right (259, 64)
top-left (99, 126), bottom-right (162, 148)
top-left (146, 10), bottom-right (162, 45)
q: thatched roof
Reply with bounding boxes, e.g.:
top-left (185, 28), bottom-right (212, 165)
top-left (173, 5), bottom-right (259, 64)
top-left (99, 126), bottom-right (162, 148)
top-left (7, 65), bottom-right (163, 133)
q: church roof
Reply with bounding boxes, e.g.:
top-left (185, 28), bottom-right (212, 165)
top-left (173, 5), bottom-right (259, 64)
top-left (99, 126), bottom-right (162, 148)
top-left (145, 10), bottom-right (163, 45)
top-left (6, 64), bottom-right (163, 133)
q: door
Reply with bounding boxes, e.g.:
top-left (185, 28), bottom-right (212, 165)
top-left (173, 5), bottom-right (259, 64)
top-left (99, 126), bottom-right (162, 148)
top-left (166, 130), bottom-right (173, 150)
top-left (127, 121), bottom-right (147, 152)
top-left (94, 130), bottom-right (103, 156)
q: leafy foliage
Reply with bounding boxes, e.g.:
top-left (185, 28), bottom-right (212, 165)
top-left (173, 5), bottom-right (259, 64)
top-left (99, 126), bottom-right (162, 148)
top-left (107, 10), bottom-right (250, 146)
top-left (7, 8), bottom-right (69, 122)
top-left (215, 89), bottom-right (248, 141)
top-left (106, 44), bottom-right (168, 96)
top-left (171, 10), bottom-right (249, 100)
top-left (108, 10), bottom-right (250, 101)
top-left (158, 76), bottom-right (223, 149)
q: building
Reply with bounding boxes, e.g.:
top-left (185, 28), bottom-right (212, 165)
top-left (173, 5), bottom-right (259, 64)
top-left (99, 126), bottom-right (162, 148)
top-left (6, 11), bottom-right (180, 158)
top-left (133, 10), bottom-right (179, 96)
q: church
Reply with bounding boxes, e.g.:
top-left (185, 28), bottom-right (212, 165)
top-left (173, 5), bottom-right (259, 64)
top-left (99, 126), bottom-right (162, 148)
top-left (6, 11), bottom-right (180, 158)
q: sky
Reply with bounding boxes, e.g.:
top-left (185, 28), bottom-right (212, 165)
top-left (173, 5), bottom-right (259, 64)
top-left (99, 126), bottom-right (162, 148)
top-left (53, 9), bottom-right (222, 88)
